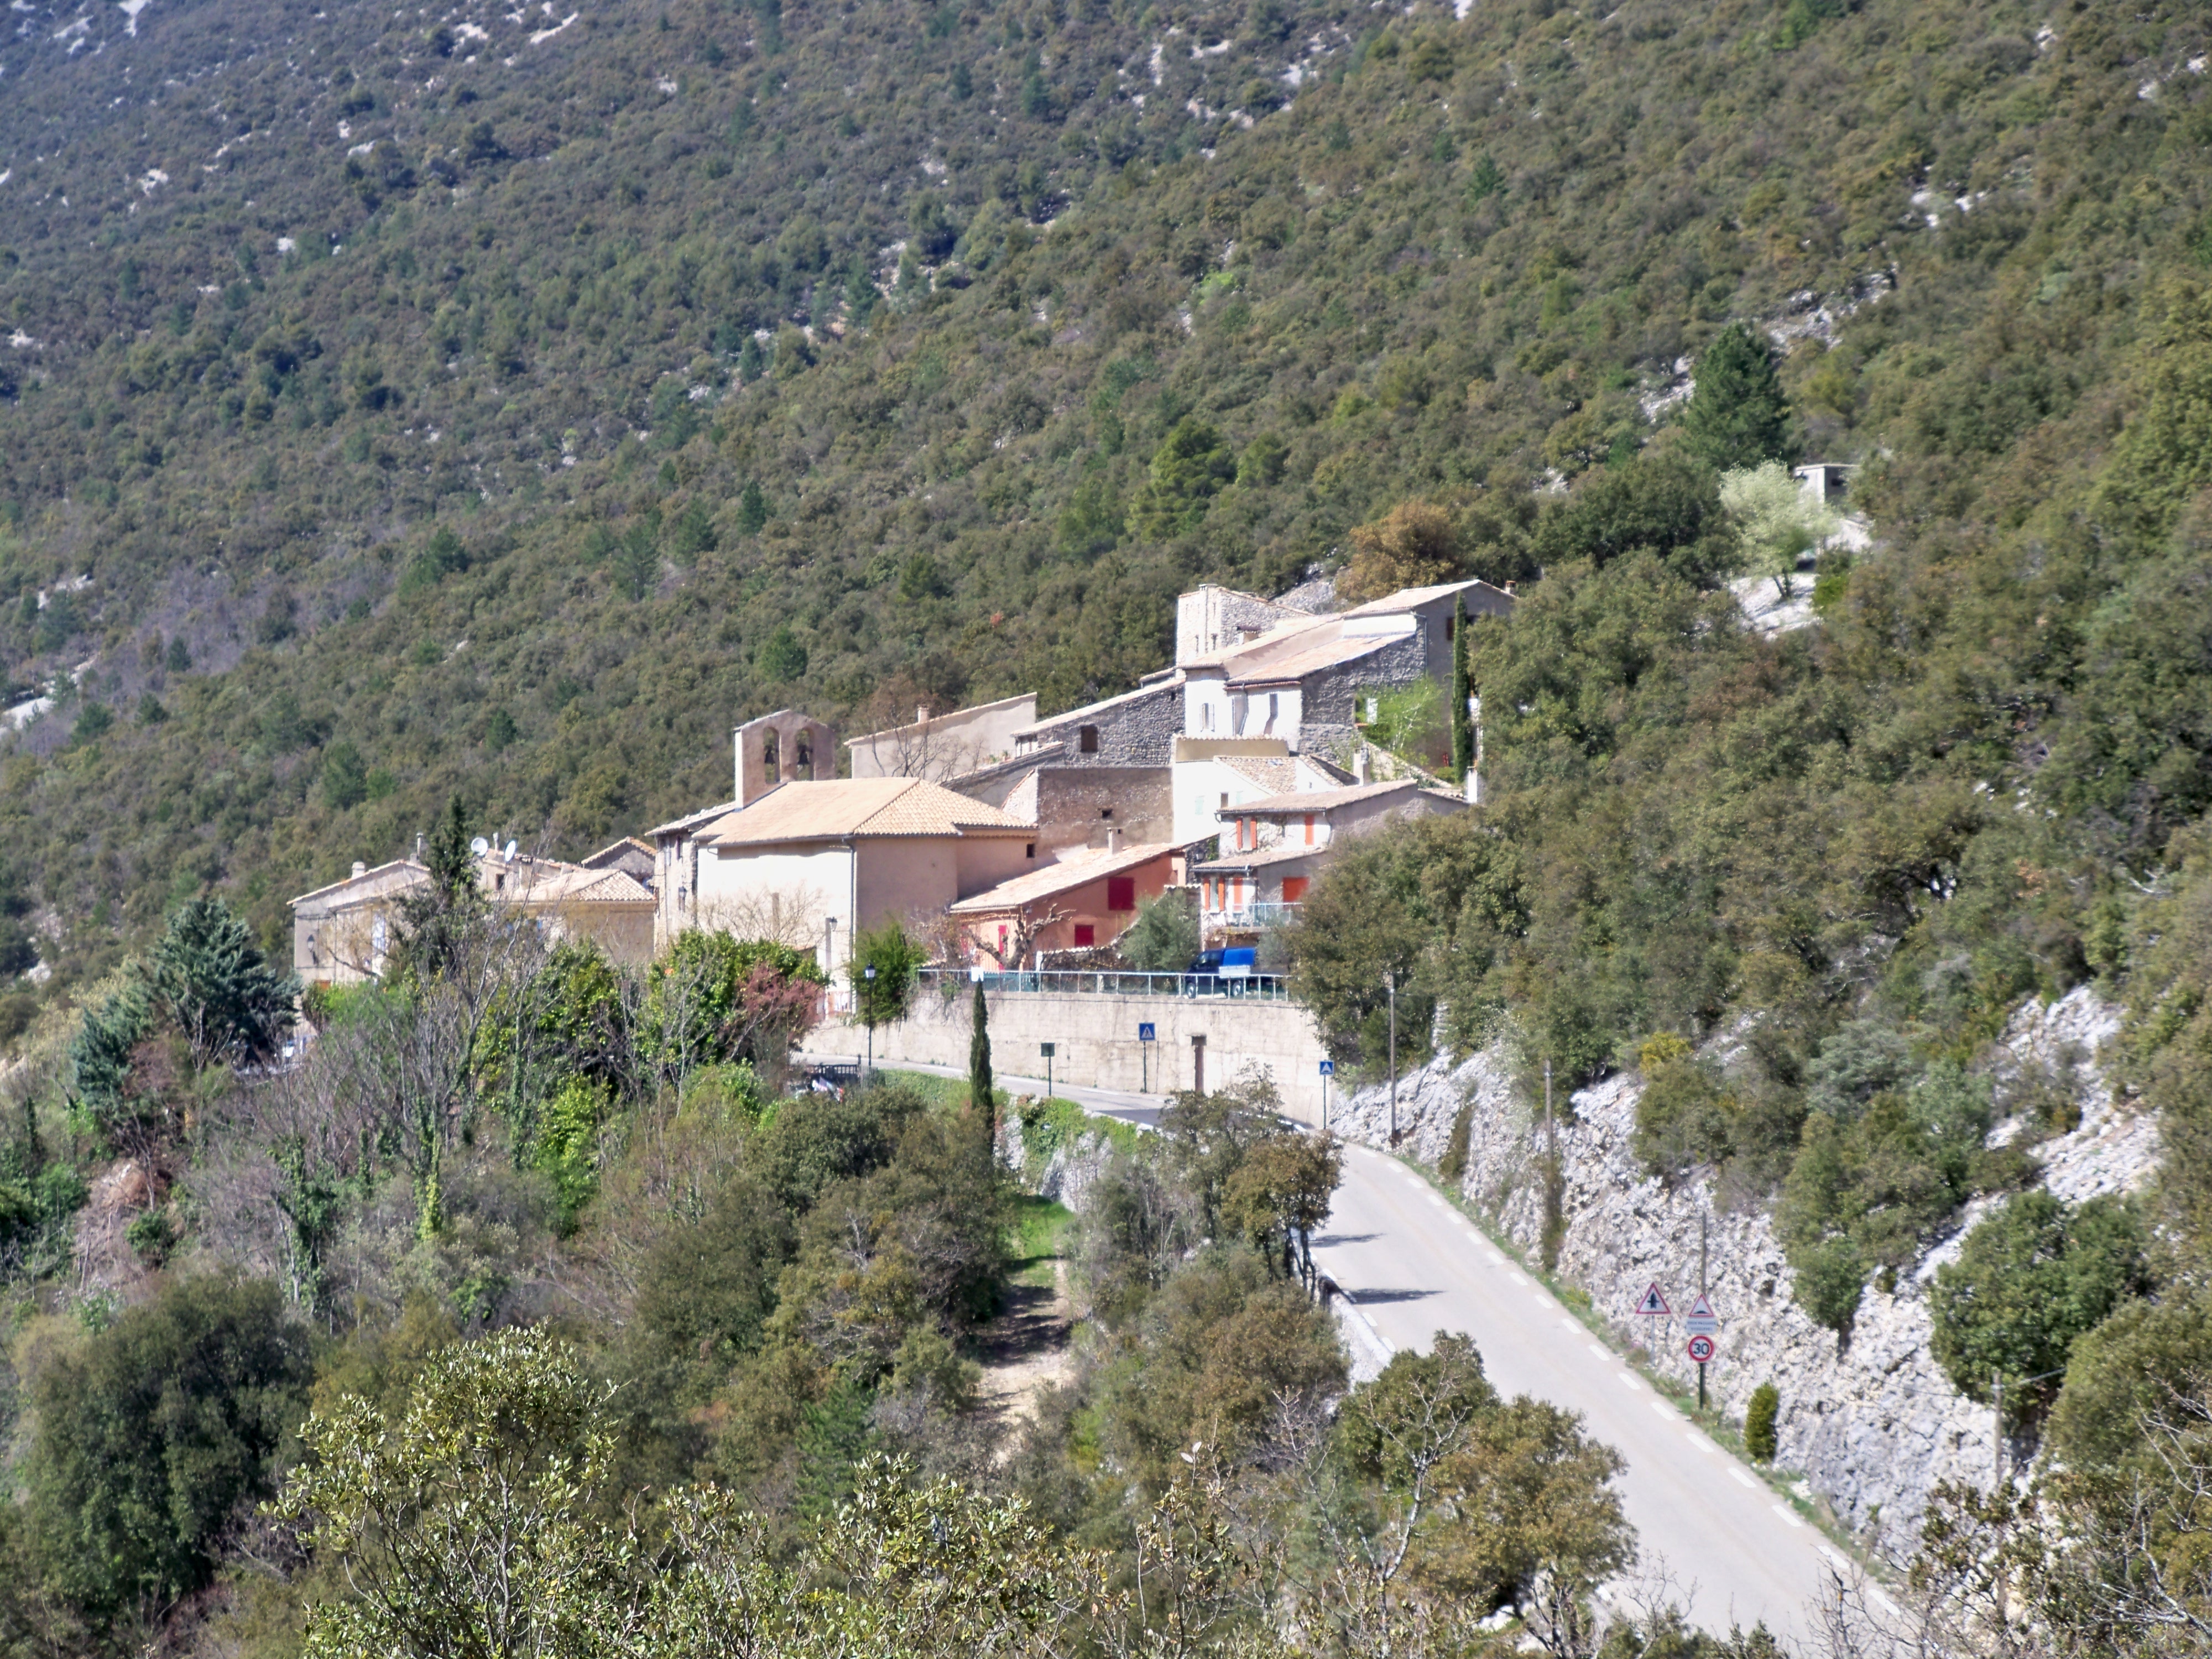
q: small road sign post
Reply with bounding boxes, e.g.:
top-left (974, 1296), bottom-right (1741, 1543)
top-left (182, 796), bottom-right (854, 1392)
top-left (1319, 1058), bottom-right (1334, 1134)
top-left (1634, 1282), bottom-right (1671, 1318)
top-left (1040, 1041), bottom-right (1055, 1098)
top-left (1684, 1294), bottom-right (1721, 1408)
top-left (1139, 1023), bottom-right (1155, 1091)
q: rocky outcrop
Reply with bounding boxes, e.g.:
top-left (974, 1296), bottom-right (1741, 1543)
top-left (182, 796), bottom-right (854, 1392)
top-left (999, 1099), bottom-right (1118, 1213)
top-left (1330, 987), bottom-right (2158, 1540)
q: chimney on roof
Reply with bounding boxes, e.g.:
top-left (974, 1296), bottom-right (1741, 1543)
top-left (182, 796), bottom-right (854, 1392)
top-left (352, 860), bottom-right (366, 879)
top-left (1107, 825), bottom-right (1124, 854)
top-left (917, 704), bottom-right (930, 724)
top-left (1353, 747), bottom-right (1370, 784)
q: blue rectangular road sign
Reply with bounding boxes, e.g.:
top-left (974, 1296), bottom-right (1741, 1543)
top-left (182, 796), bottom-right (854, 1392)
top-left (1139, 1022), bottom-right (1156, 1042)
top-left (1319, 1060), bottom-right (1335, 1075)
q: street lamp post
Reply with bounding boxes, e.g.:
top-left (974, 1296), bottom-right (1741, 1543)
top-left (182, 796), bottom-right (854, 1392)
top-left (862, 963), bottom-right (877, 1075)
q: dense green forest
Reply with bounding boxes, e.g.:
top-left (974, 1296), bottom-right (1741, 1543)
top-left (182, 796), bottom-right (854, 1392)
top-left (9, 0), bottom-right (2212, 1650)
top-left (0, 0), bottom-right (2200, 997)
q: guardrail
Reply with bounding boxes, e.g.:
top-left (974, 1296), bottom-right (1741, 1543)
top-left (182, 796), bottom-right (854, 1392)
top-left (920, 967), bottom-right (1291, 1001)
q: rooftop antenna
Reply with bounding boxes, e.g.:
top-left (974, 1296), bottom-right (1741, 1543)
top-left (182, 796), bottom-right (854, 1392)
top-left (503, 839), bottom-right (519, 861)
top-left (469, 836), bottom-right (491, 857)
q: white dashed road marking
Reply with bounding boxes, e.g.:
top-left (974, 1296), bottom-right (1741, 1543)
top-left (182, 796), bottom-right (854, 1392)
top-left (1686, 1433), bottom-right (1715, 1454)
top-left (1588, 1344), bottom-right (1610, 1360)
top-left (1730, 1465), bottom-right (1760, 1489)
top-left (1509, 1270), bottom-right (1530, 1286)
top-left (1771, 1504), bottom-right (1803, 1529)
top-left (1617, 1371), bottom-right (1642, 1391)
top-left (1651, 1400), bottom-right (1680, 1421)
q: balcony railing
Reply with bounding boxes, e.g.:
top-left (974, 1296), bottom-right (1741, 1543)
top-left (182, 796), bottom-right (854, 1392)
top-left (1203, 902), bottom-right (1304, 930)
top-left (919, 968), bottom-right (1291, 1001)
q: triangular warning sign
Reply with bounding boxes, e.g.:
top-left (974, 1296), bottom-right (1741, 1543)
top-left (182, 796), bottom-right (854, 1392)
top-left (1685, 1292), bottom-right (1720, 1333)
top-left (1635, 1282), bottom-right (1671, 1317)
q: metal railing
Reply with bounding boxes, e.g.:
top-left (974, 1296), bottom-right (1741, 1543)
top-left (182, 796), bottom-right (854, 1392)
top-left (920, 967), bottom-right (1291, 1001)
top-left (1206, 902), bottom-right (1304, 930)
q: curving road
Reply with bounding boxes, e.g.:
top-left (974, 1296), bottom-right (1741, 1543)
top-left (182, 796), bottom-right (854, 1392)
top-left (1314, 1139), bottom-right (1873, 1646)
top-left (815, 1056), bottom-right (1880, 1642)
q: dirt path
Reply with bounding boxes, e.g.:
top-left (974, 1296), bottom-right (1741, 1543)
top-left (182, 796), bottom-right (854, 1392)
top-left (973, 1260), bottom-right (1073, 1445)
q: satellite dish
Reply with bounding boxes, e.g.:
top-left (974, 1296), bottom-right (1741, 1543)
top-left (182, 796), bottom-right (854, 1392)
top-left (503, 840), bottom-right (519, 860)
top-left (469, 837), bottom-right (490, 857)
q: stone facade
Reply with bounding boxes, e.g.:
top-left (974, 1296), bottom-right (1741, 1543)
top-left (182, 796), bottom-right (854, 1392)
top-left (733, 709), bottom-right (837, 806)
top-left (1328, 986), bottom-right (2158, 1541)
top-left (1013, 680), bottom-right (1185, 769)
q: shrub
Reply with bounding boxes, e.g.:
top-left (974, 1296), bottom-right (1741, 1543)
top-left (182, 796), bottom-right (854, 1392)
top-left (25, 1275), bottom-right (311, 1624)
top-left (1929, 1191), bottom-right (2152, 1428)
top-left (1745, 1383), bottom-right (1780, 1463)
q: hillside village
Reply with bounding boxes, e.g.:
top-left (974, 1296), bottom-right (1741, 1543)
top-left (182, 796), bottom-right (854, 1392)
top-left (288, 569), bottom-right (1506, 997)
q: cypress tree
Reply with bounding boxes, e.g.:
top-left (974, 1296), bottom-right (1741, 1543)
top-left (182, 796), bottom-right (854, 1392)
top-left (1449, 593), bottom-right (1473, 785)
top-left (1679, 323), bottom-right (1798, 472)
top-left (969, 978), bottom-right (994, 1159)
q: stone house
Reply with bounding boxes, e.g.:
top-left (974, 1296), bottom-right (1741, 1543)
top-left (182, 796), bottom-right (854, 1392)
top-left (290, 854), bottom-right (656, 986)
top-left (1191, 778), bottom-right (1467, 943)
top-left (581, 837), bottom-right (657, 886)
top-left (1179, 578), bottom-right (1514, 761)
top-left (1009, 676), bottom-right (1186, 769)
top-left (1168, 737), bottom-right (1355, 847)
top-left (945, 837), bottom-right (1179, 969)
top-left (654, 776), bottom-right (1035, 983)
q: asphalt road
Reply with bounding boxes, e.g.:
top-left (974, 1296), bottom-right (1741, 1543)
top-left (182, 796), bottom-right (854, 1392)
top-left (1315, 1139), bottom-right (1873, 1645)
top-left (811, 1057), bottom-right (1874, 1641)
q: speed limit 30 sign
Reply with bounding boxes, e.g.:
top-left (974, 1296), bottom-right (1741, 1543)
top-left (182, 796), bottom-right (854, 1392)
top-left (1686, 1334), bottom-right (1717, 1365)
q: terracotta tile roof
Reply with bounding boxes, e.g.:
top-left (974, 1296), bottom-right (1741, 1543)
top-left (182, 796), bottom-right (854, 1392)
top-left (493, 863), bottom-right (653, 905)
top-left (1224, 630), bottom-right (1397, 686)
top-left (1219, 755), bottom-right (1301, 794)
top-left (948, 842), bottom-right (1177, 914)
top-left (1229, 779), bottom-right (1446, 816)
top-left (701, 778), bottom-right (1030, 846)
top-left (649, 799), bottom-right (740, 837)
top-left (1338, 577), bottom-right (1511, 617)
top-left (1194, 844), bottom-right (1335, 873)
top-left (289, 859), bottom-right (427, 912)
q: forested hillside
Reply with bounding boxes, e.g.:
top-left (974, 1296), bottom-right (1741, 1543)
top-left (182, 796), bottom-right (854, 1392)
top-left (7, 0), bottom-right (2212, 1652)
top-left (0, 0), bottom-right (2200, 1002)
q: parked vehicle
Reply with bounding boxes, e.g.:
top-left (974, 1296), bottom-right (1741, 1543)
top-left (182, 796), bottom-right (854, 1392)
top-left (1183, 947), bottom-right (1258, 995)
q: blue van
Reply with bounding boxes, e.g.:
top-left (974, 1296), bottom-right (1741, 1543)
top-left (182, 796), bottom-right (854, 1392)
top-left (1183, 947), bottom-right (1258, 994)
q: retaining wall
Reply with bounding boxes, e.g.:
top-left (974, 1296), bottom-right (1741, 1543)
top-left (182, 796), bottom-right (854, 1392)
top-left (815, 986), bottom-right (1333, 1124)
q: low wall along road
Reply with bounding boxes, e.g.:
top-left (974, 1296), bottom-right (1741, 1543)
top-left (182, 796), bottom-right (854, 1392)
top-left (815, 983), bottom-right (1334, 1125)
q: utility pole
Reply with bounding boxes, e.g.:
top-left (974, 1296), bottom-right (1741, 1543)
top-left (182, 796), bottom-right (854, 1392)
top-left (1386, 969), bottom-right (1399, 1145)
top-left (1994, 1369), bottom-right (2004, 1491)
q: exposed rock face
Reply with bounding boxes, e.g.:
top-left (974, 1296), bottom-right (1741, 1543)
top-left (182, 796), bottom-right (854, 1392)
top-left (1329, 987), bottom-right (2158, 1540)
top-left (1000, 1099), bottom-right (1117, 1213)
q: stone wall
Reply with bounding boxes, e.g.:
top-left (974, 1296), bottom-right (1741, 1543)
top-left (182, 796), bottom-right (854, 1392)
top-left (1328, 986), bottom-right (2158, 1538)
top-left (1024, 682), bottom-right (1185, 768)
top-left (815, 984), bottom-right (1331, 1124)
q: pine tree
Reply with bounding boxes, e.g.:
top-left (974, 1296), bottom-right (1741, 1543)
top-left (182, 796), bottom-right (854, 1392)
top-left (969, 979), bottom-right (994, 1160)
top-left (1450, 593), bottom-right (1473, 785)
top-left (1679, 323), bottom-right (1798, 472)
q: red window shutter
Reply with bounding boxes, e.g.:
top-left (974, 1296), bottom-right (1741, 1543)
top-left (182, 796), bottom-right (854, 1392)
top-left (1107, 875), bottom-right (1136, 911)
top-left (1282, 877), bottom-right (1310, 903)
top-left (1073, 923), bottom-right (1096, 947)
